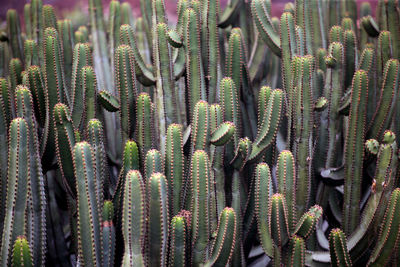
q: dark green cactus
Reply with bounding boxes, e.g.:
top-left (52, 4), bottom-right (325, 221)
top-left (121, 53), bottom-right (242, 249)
top-left (2, 1), bottom-right (400, 266)
top-left (343, 70), bottom-right (369, 235)
top-left (329, 228), bottom-right (352, 267)
top-left (286, 235), bottom-right (305, 267)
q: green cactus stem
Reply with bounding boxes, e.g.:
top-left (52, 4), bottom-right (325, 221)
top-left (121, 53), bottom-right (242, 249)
top-left (255, 163), bottom-right (274, 256)
top-left (7, 9), bottom-right (24, 60)
top-left (71, 43), bottom-right (92, 128)
top-left (12, 236), bottom-right (33, 267)
top-left (368, 59), bottom-right (399, 140)
top-left (24, 39), bottom-right (39, 68)
top-left (329, 228), bottom-right (352, 267)
top-left (15, 86), bottom-right (47, 266)
top-left (191, 101), bottom-right (210, 152)
top-left (286, 235), bottom-right (305, 267)
top-left (191, 150), bottom-right (213, 265)
top-left (73, 142), bottom-right (102, 266)
top-left (115, 45), bottom-right (137, 143)
top-left (145, 149), bottom-right (163, 181)
top-left (0, 118), bottom-right (30, 267)
top-left (147, 172), bottom-right (169, 267)
top-left (276, 150), bottom-right (296, 231)
top-left (119, 24), bottom-right (155, 86)
top-left (54, 103), bottom-right (76, 197)
top-left (367, 188), bottom-right (400, 266)
top-left (122, 170), bottom-right (145, 266)
top-left (165, 124), bottom-right (184, 216)
top-left (343, 70), bottom-right (369, 235)
top-left (169, 215), bottom-right (187, 267)
top-left (205, 207), bottom-right (237, 267)
top-left (251, 0), bottom-right (281, 57)
top-left (87, 119), bottom-right (107, 201)
top-left (102, 201), bottom-right (115, 267)
top-left (137, 93), bottom-right (154, 160)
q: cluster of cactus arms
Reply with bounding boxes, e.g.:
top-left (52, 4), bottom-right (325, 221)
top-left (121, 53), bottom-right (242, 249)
top-left (1, 0), bottom-right (400, 266)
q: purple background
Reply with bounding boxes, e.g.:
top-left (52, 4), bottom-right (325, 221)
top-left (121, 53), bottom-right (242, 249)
top-left (1, 0), bottom-right (379, 23)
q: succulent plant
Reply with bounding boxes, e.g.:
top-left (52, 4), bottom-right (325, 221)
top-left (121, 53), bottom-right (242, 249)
top-left (1, 0), bottom-right (400, 266)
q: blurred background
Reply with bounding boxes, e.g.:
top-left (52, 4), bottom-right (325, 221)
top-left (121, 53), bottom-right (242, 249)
top-left (1, 0), bottom-right (379, 24)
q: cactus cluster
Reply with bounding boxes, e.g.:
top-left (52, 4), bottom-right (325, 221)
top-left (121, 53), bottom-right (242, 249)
top-left (0, 0), bottom-right (400, 266)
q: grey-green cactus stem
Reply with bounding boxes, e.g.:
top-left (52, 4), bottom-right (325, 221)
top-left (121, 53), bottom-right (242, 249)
top-left (115, 45), bottom-right (137, 143)
top-left (73, 142), bottom-right (102, 266)
top-left (154, 22), bottom-right (179, 127)
top-left (71, 43), bottom-right (92, 129)
top-left (54, 103), bottom-right (76, 197)
top-left (24, 39), bottom-right (39, 69)
top-left (122, 170), bottom-right (145, 266)
top-left (119, 24), bottom-right (155, 86)
top-left (251, 0), bottom-right (281, 57)
top-left (292, 55), bottom-right (314, 218)
top-left (184, 8), bottom-right (206, 120)
top-left (368, 59), bottom-right (399, 140)
top-left (57, 19), bottom-right (74, 91)
top-left (7, 9), bottom-right (24, 60)
top-left (191, 150), bottom-right (213, 265)
top-left (343, 70), bottom-right (369, 235)
top-left (169, 216), bottom-right (187, 267)
top-left (0, 118), bottom-right (30, 267)
top-left (147, 172), bottom-right (169, 267)
top-left (255, 163), bottom-right (274, 257)
top-left (367, 188), bottom-right (400, 266)
top-left (102, 201), bottom-right (115, 267)
top-left (15, 87), bottom-right (47, 266)
top-left (145, 149), bottom-right (163, 181)
top-left (87, 119), bottom-right (107, 201)
top-left (205, 207), bottom-right (237, 267)
top-left (165, 124), bottom-right (184, 216)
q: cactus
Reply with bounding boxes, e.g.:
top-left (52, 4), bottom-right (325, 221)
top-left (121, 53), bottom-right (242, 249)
top-left (12, 236), bottom-right (33, 267)
top-left (3, 1), bottom-right (400, 266)
top-left (71, 43), bottom-right (92, 128)
top-left (169, 215), bottom-right (187, 267)
top-left (165, 124), bottom-right (184, 216)
top-left (286, 235), bottom-right (305, 267)
top-left (343, 70), bottom-right (369, 235)
top-left (0, 118), bottom-right (30, 266)
top-left (15, 87), bottom-right (47, 266)
top-left (329, 228), bottom-right (352, 267)
top-left (147, 172), bottom-right (169, 266)
top-left (137, 93), bottom-right (154, 159)
top-left (73, 142), bottom-right (102, 266)
top-left (115, 45), bottom-right (137, 143)
top-left (122, 170), bottom-right (145, 266)
top-left (102, 201), bottom-right (115, 267)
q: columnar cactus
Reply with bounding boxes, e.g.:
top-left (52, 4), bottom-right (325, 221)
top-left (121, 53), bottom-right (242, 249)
top-left (2, 0), bottom-right (400, 266)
